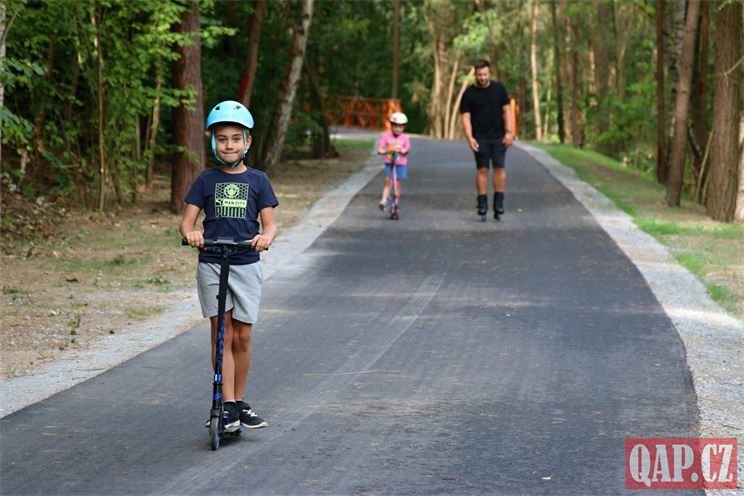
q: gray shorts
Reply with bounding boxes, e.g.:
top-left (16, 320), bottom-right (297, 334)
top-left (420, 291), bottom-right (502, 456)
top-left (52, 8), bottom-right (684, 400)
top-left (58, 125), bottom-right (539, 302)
top-left (197, 262), bottom-right (263, 324)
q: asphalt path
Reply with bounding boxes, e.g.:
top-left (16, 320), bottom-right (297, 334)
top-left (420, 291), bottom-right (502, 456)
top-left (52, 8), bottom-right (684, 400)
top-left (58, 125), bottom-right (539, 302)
top-left (1, 138), bottom-right (700, 495)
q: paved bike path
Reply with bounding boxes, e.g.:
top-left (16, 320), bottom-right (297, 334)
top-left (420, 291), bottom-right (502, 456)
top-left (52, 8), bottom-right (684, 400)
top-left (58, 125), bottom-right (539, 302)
top-left (1, 139), bottom-right (700, 495)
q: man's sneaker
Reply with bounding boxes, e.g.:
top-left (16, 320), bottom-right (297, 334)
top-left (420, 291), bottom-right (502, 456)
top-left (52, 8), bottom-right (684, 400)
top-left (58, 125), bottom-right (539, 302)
top-left (237, 401), bottom-right (269, 429)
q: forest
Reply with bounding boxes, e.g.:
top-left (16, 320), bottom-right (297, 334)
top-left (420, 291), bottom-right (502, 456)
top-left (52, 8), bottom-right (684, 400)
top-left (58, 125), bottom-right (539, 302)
top-left (1, 0), bottom-right (743, 221)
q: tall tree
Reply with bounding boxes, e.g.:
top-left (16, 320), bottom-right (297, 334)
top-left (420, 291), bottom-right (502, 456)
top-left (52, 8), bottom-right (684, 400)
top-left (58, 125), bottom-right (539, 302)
top-left (529, 0), bottom-right (542, 141)
top-left (238, 0), bottom-right (266, 109)
top-left (0, 2), bottom-right (8, 172)
top-left (664, 0), bottom-right (687, 176)
top-left (705, 0), bottom-right (743, 221)
top-left (691, 0), bottom-right (710, 194)
top-left (424, 1), bottom-right (453, 138)
top-left (171, 0), bottom-right (205, 214)
top-left (303, 57), bottom-right (337, 158)
top-left (550, 0), bottom-right (565, 143)
top-left (91, 3), bottom-right (107, 211)
top-left (262, 0), bottom-right (313, 170)
top-left (568, 17), bottom-right (582, 147)
top-left (425, 0), bottom-right (464, 139)
top-left (591, 0), bottom-right (611, 138)
top-left (666, 0), bottom-right (700, 207)
top-left (392, 0), bottom-right (400, 100)
top-left (655, 0), bottom-right (667, 183)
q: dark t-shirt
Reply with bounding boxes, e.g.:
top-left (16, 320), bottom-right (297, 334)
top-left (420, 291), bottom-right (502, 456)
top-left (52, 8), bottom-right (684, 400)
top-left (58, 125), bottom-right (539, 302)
top-left (459, 81), bottom-right (510, 139)
top-left (185, 167), bottom-right (279, 265)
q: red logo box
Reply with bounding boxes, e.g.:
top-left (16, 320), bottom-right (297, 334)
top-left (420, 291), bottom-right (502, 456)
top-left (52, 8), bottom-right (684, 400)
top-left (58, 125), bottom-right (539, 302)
top-left (625, 438), bottom-right (738, 489)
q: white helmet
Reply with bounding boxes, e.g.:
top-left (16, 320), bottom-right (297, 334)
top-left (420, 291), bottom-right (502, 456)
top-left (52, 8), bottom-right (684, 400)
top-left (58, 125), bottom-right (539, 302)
top-left (389, 112), bottom-right (408, 125)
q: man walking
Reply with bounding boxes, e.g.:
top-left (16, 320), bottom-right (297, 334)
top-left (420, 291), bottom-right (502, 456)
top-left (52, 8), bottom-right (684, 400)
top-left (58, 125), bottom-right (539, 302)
top-left (460, 59), bottom-right (515, 220)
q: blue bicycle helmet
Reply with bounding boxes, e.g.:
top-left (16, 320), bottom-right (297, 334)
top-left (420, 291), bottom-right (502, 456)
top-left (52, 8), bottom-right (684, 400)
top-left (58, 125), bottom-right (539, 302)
top-left (206, 100), bottom-right (254, 167)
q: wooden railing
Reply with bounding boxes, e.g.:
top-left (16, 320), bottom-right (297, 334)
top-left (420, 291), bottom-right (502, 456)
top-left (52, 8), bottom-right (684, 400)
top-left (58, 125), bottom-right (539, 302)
top-left (326, 97), bottom-right (402, 131)
top-left (326, 95), bottom-right (519, 136)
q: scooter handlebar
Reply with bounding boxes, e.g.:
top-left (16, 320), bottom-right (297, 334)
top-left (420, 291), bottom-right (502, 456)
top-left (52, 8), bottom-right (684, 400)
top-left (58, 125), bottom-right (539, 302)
top-left (181, 237), bottom-right (256, 248)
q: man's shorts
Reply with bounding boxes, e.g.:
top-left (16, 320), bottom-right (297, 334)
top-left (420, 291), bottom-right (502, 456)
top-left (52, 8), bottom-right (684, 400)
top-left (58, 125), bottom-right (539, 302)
top-left (473, 138), bottom-right (507, 169)
top-left (384, 164), bottom-right (408, 180)
top-left (197, 262), bottom-right (263, 324)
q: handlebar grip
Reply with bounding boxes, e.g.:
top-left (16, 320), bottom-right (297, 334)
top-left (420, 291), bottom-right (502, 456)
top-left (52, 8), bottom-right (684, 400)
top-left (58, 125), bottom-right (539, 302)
top-left (181, 238), bottom-right (261, 249)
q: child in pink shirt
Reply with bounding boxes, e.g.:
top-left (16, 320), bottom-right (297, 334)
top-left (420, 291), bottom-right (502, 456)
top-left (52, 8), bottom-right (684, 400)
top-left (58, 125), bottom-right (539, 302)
top-left (377, 112), bottom-right (411, 210)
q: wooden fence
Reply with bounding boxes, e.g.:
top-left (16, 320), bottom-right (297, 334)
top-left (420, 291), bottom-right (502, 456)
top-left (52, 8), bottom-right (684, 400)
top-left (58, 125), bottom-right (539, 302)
top-left (326, 97), bottom-right (402, 131)
top-left (326, 95), bottom-right (519, 136)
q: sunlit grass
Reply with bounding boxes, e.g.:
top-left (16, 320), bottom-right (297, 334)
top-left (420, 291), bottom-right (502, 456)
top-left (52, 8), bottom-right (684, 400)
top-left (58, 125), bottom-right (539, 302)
top-left (332, 138), bottom-right (375, 151)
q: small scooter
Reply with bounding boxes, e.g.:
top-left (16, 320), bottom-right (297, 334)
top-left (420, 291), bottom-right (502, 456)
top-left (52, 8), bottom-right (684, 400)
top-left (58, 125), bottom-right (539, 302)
top-left (182, 237), bottom-right (252, 450)
top-left (388, 151), bottom-right (400, 221)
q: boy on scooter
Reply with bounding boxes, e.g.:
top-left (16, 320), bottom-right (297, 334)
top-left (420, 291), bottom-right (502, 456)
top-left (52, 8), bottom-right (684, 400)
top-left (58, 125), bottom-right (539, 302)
top-left (180, 100), bottom-right (278, 432)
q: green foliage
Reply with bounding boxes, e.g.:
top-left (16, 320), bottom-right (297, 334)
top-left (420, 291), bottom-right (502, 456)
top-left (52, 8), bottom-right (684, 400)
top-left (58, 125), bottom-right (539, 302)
top-left (3, 0), bottom-right (193, 207)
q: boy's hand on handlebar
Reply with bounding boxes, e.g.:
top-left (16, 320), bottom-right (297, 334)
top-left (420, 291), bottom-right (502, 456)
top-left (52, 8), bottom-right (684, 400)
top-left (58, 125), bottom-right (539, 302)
top-left (184, 231), bottom-right (204, 249)
top-left (250, 234), bottom-right (271, 252)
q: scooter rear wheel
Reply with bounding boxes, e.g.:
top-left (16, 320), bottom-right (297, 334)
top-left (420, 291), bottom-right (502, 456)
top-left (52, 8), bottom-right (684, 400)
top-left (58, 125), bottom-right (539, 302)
top-left (209, 417), bottom-right (221, 450)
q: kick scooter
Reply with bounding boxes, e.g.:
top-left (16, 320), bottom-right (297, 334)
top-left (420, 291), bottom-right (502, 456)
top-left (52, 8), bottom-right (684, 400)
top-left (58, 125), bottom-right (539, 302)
top-left (387, 151), bottom-right (400, 220)
top-left (182, 237), bottom-right (252, 450)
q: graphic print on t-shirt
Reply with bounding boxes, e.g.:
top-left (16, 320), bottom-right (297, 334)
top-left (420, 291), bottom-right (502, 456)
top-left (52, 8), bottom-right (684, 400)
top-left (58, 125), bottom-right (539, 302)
top-left (215, 182), bottom-right (249, 219)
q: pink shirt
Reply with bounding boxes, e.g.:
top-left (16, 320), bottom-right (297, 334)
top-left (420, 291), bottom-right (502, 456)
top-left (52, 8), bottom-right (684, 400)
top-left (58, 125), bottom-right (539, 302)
top-left (377, 131), bottom-right (411, 166)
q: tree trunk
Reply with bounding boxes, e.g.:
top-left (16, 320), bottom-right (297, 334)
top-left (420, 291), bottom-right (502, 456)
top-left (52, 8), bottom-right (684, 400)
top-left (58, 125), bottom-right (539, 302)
top-left (550, 0), bottom-right (565, 143)
top-left (666, 0), bottom-right (700, 207)
top-left (263, 0), bottom-right (313, 171)
top-left (448, 66), bottom-right (472, 140)
top-left (655, 0), bottom-right (667, 183)
top-left (705, 0), bottom-right (743, 221)
top-left (145, 60), bottom-right (163, 187)
top-left (691, 0), bottom-right (710, 193)
top-left (425, 3), bottom-right (460, 140)
top-left (443, 52), bottom-right (460, 140)
top-left (429, 31), bottom-right (443, 138)
top-left (542, 84), bottom-right (551, 139)
top-left (664, 0), bottom-right (687, 174)
top-left (569, 21), bottom-right (581, 147)
top-left (91, 6), bottom-right (107, 212)
top-left (591, 0), bottom-right (611, 137)
top-left (0, 3), bottom-right (7, 172)
top-left (238, 0), bottom-right (266, 109)
top-left (530, 1), bottom-right (542, 141)
top-left (304, 57), bottom-right (337, 159)
top-left (171, 0), bottom-right (205, 214)
top-left (613, 3), bottom-right (634, 96)
top-left (391, 0), bottom-right (400, 100)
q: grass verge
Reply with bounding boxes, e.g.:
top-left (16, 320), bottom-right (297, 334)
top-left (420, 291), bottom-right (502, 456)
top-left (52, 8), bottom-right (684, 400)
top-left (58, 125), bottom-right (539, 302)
top-left (533, 143), bottom-right (743, 320)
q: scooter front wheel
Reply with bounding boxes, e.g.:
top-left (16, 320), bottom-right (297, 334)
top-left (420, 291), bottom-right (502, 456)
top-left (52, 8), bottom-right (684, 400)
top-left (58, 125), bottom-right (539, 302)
top-left (209, 416), bottom-right (221, 450)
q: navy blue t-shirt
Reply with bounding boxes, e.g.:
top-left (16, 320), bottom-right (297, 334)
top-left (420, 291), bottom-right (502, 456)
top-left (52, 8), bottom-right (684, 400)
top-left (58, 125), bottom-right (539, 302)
top-left (184, 167), bottom-right (279, 265)
top-left (459, 81), bottom-right (510, 139)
